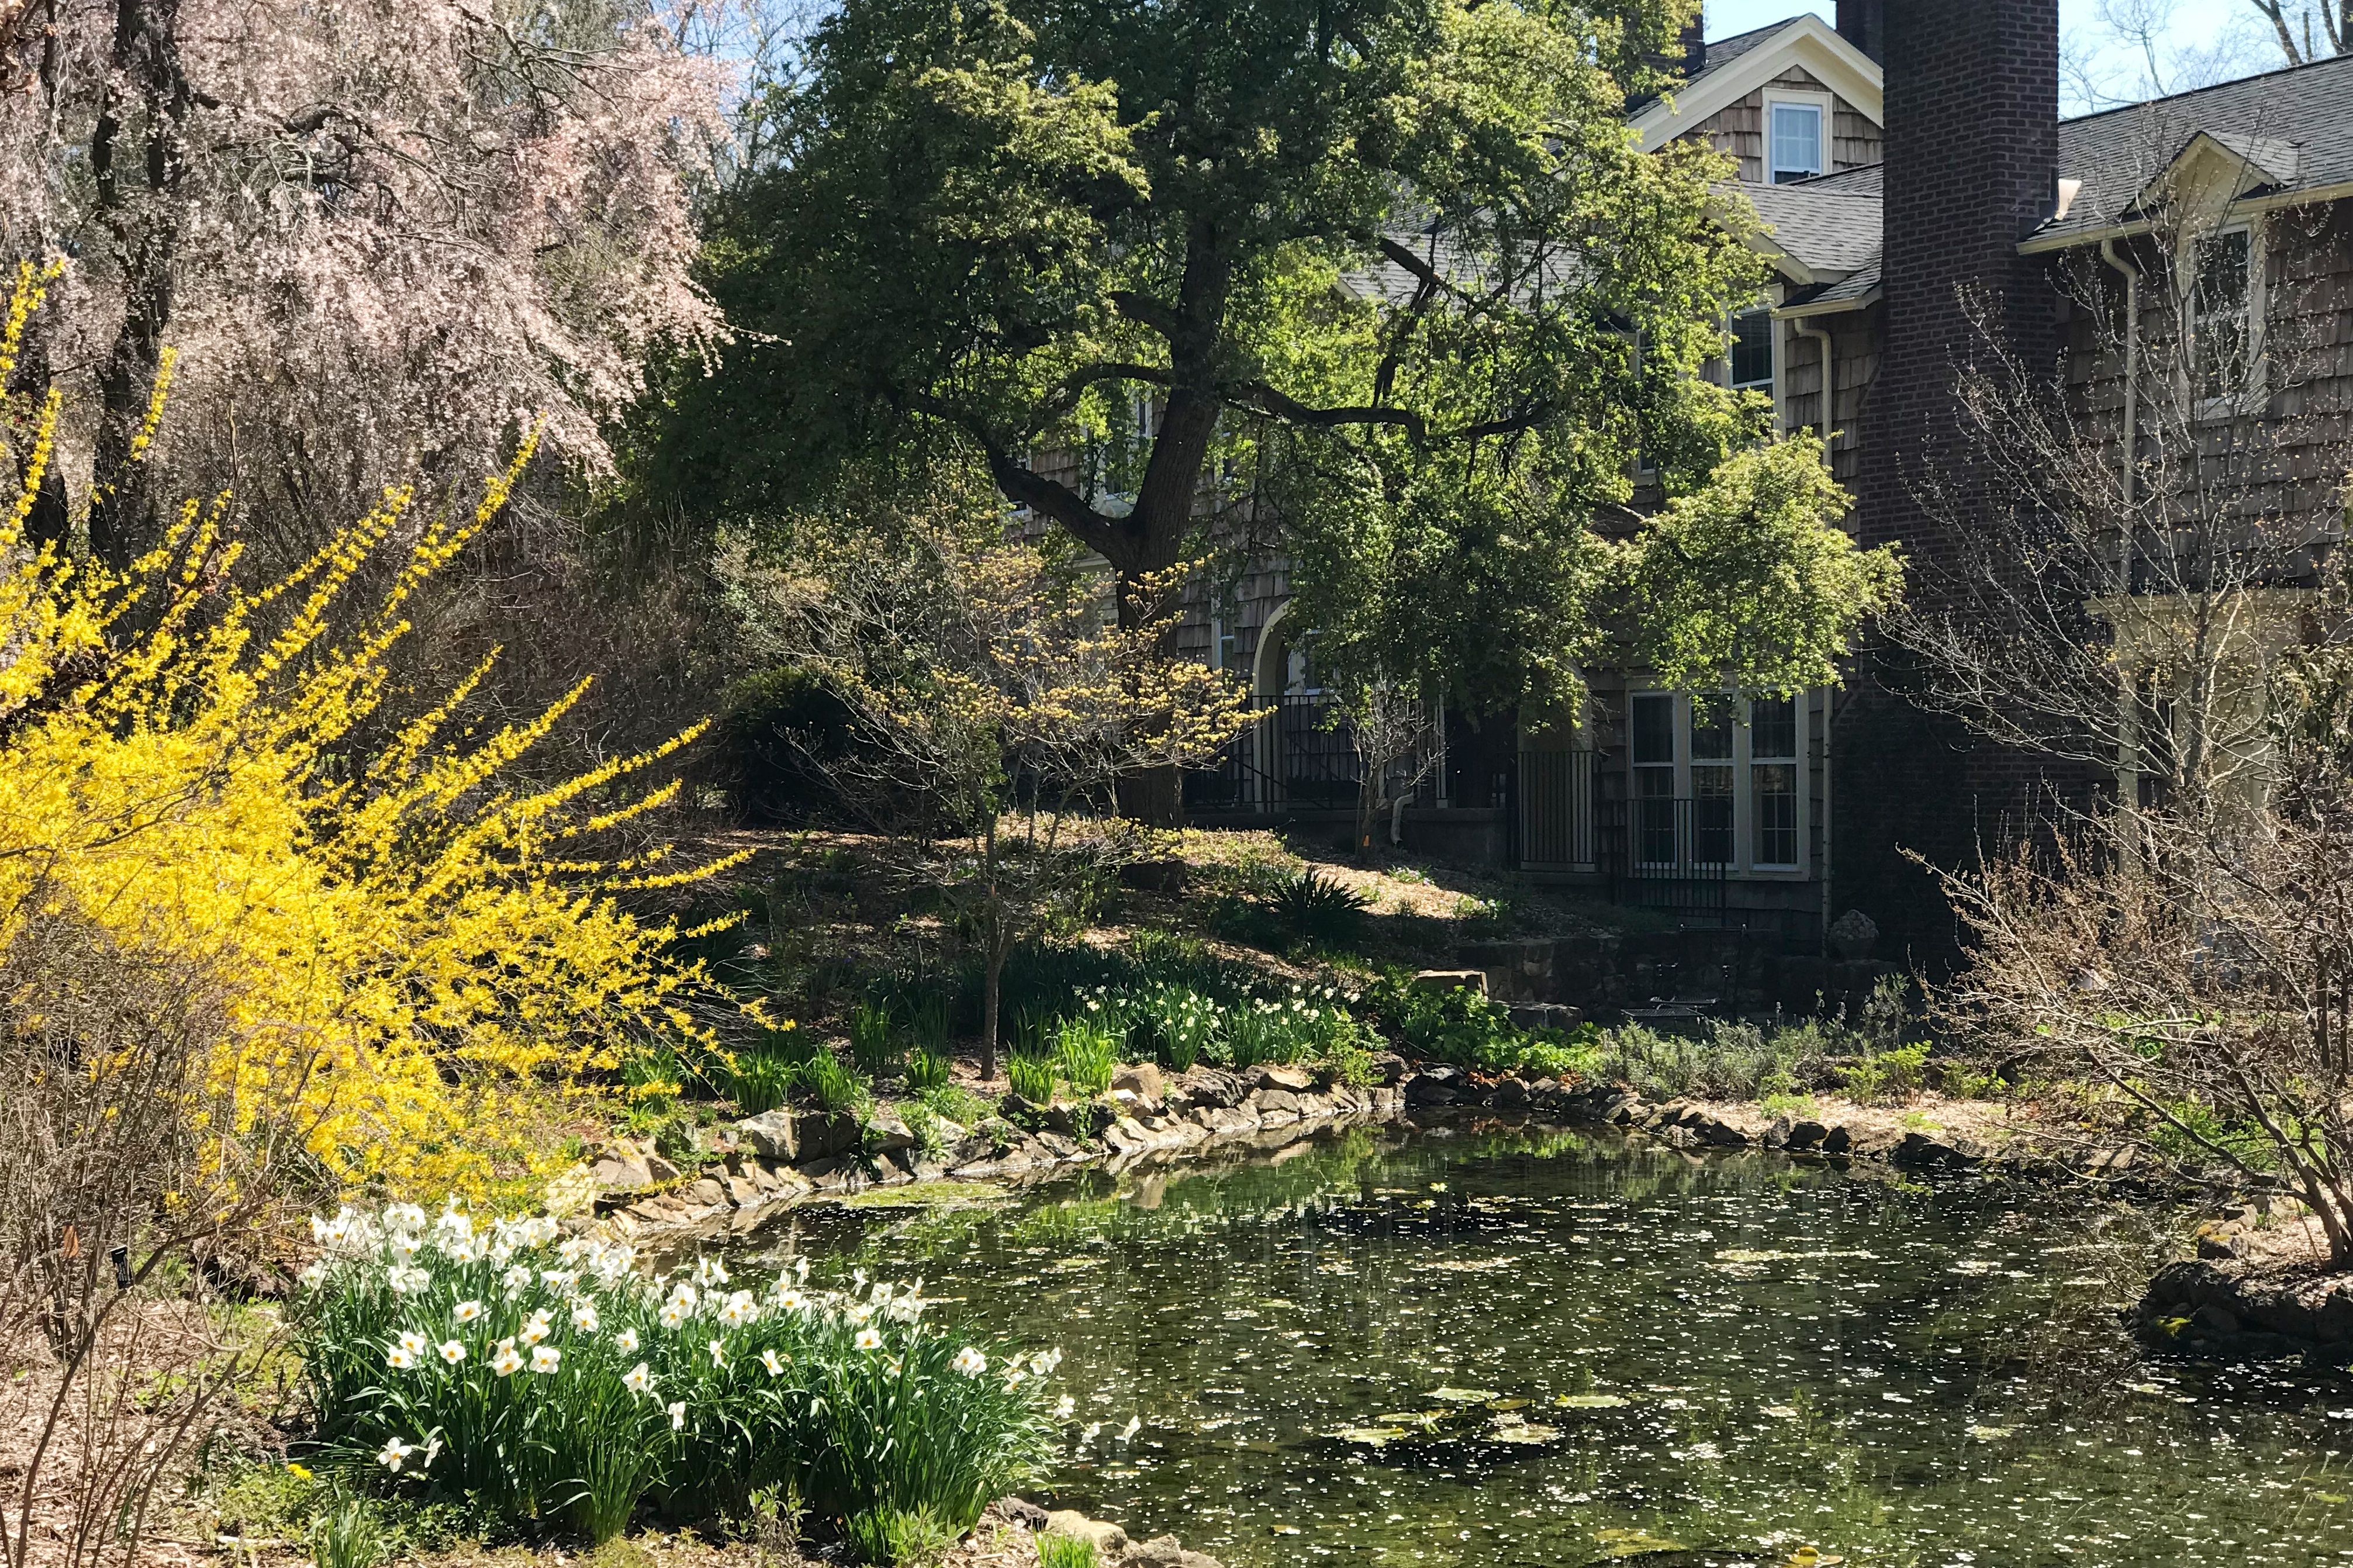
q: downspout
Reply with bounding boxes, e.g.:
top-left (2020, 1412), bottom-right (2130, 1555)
top-left (1791, 313), bottom-right (1837, 950)
top-left (2100, 239), bottom-right (2142, 835)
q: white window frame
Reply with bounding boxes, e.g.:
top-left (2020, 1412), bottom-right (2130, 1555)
top-left (1764, 92), bottom-right (1832, 185)
top-left (2183, 217), bottom-right (2266, 421)
top-left (1624, 689), bottom-right (1812, 876)
top-left (1728, 305), bottom-right (1777, 403)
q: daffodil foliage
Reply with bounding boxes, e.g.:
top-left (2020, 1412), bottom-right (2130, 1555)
top-left (0, 268), bottom-right (743, 1200)
top-left (297, 1204), bottom-right (1056, 1543)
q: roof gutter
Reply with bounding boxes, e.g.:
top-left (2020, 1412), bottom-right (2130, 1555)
top-left (2019, 177), bottom-right (2353, 255)
top-left (1774, 288), bottom-right (1881, 320)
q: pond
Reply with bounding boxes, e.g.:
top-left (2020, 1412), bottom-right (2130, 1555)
top-left (727, 1124), bottom-right (2353, 1567)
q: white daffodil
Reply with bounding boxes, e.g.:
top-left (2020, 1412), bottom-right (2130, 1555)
top-left (719, 1290), bottom-right (756, 1327)
top-left (490, 1340), bottom-right (524, 1377)
top-left (855, 1327), bottom-right (884, 1352)
top-left (557, 1236), bottom-right (592, 1265)
top-left (846, 1303), bottom-right (876, 1327)
top-left (530, 1344), bottom-right (562, 1374)
top-left (761, 1348), bottom-right (786, 1376)
top-left (1004, 1367), bottom-right (1027, 1387)
top-left (387, 1236), bottom-right (421, 1265)
top-left (385, 1203), bottom-right (427, 1233)
top-left (658, 1302), bottom-right (687, 1330)
top-left (623, 1362), bottom-right (654, 1396)
top-left (1119, 1415), bottom-right (1142, 1441)
top-left (1054, 1396), bottom-right (1076, 1420)
top-left (386, 1344), bottom-right (418, 1371)
top-left (517, 1320), bottom-right (549, 1348)
top-left (668, 1400), bottom-right (687, 1431)
top-left (695, 1256), bottom-right (729, 1287)
top-left (708, 1338), bottom-right (727, 1367)
top-left (438, 1341), bottom-right (466, 1365)
top-left (386, 1265), bottom-right (430, 1294)
top-left (775, 1289), bottom-right (807, 1313)
top-left (376, 1436), bottom-right (416, 1472)
top-left (571, 1300), bottom-right (600, 1333)
top-left (952, 1346), bottom-right (987, 1377)
top-left (298, 1262), bottom-right (327, 1289)
top-left (1031, 1348), bottom-right (1063, 1376)
top-left (452, 1300), bottom-right (482, 1325)
top-left (614, 1328), bottom-right (640, 1354)
top-left (794, 1256), bottom-right (811, 1281)
top-left (501, 1266), bottom-right (532, 1296)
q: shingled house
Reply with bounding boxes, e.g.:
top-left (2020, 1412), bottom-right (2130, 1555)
top-left (1189, 0), bottom-right (2353, 956)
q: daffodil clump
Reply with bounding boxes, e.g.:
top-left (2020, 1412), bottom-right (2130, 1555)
top-left (0, 264), bottom-right (748, 1201)
top-left (295, 1204), bottom-right (1058, 1550)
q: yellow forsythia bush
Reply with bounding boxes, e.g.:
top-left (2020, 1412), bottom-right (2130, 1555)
top-left (0, 281), bottom-right (738, 1200)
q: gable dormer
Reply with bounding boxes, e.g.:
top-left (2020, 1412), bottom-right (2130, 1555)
top-left (1629, 14), bottom-right (1886, 185)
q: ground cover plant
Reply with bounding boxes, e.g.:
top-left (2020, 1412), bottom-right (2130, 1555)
top-left (295, 1204), bottom-right (1062, 1556)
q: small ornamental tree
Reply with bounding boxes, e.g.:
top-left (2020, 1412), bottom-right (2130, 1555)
top-left (722, 481), bottom-right (1257, 1076)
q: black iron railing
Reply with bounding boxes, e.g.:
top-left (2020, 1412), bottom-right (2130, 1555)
top-left (1597, 796), bottom-right (1730, 920)
top-left (1518, 749), bottom-right (1598, 869)
top-left (1183, 696), bottom-right (1362, 814)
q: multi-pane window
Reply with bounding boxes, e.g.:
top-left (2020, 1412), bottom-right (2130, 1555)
top-left (1690, 695), bottom-right (1736, 866)
top-left (1631, 693), bottom-right (1678, 867)
top-left (1730, 309), bottom-right (1775, 395)
top-left (1769, 102), bottom-right (1824, 184)
top-left (1623, 692), bottom-right (1806, 873)
top-left (1751, 696), bottom-right (1799, 868)
top-left (2193, 226), bottom-right (2254, 403)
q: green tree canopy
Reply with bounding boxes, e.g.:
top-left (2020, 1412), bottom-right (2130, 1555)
top-left (647, 0), bottom-right (1898, 737)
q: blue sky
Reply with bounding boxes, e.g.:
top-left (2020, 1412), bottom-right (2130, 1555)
top-left (1705, 1), bottom-right (2277, 113)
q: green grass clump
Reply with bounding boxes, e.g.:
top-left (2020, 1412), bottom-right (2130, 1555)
top-left (1055, 1019), bottom-right (1118, 1096)
top-left (904, 1047), bottom-right (951, 1093)
top-left (1039, 1534), bottom-right (1103, 1568)
top-left (797, 1049), bottom-right (872, 1115)
top-left (1007, 1050), bottom-right (1056, 1104)
top-left (851, 999), bottom-right (902, 1080)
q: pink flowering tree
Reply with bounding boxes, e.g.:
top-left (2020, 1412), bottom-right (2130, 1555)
top-left (0, 0), bottom-right (727, 567)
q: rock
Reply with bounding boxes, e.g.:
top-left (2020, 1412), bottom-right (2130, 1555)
top-left (1784, 1119), bottom-right (1829, 1152)
top-left (1044, 1512), bottom-right (1129, 1557)
top-left (1761, 1115), bottom-right (1793, 1150)
top-left (685, 1176), bottom-right (728, 1207)
top-left (1129, 1535), bottom-right (1226, 1568)
top-left (867, 1110), bottom-right (917, 1153)
top-left (1173, 1069), bottom-right (1245, 1110)
top-left (1489, 1077), bottom-right (1531, 1110)
top-left (1120, 858), bottom-right (1189, 893)
top-left (1827, 908), bottom-right (1879, 962)
top-left (733, 1109), bottom-right (860, 1164)
top-left (1366, 1052), bottom-right (1409, 1086)
top-left (724, 1173), bottom-right (761, 1207)
top-left (1113, 1062), bottom-right (1167, 1103)
top-left (1251, 1087), bottom-right (1301, 1117)
top-left (1687, 1111), bottom-right (1758, 1148)
top-left (1507, 1001), bottom-right (1583, 1032)
top-left (1891, 1130), bottom-right (1988, 1172)
top-left (1411, 968), bottom-right (1488, 996)
top-left (1404, 1076), bottom-right (1459, 1108)
top-left (997, 1497), bottom-right (1049, 1531)
top-left (590, 1146), bottom-right (656, 1191)
top-left (2196, 1222), bottom-right (2247, 1260)
top-left (1251, 1064), bottom-right (1315, 1093)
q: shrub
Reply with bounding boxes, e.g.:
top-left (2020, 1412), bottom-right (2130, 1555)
top-left (1007, 1051), bottom-right (1056, 1104)
top-left (1055, 1019), bottom-right (1118, 1097)
top-left (295, 1206), bottom-right (1056, 1549)
top-left (0, 369), bottom-right (742, 1199)
top-left (847, 1505), bottom-right (956, 1567)
top-left (1132, 981), bottom-right (1221, 1071)
top-left (1836, 1041), bottom-right (1931, 1104)
top-left (721, 1030), bottom-right (810, 1115)
top-left (1267, 871), bottom-right (1371, 947)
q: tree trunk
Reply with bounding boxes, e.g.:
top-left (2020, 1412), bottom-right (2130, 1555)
top-left (1115, 563), bottom-right (1187, 827)
top-left (980, 940), bottom-right (1004, 1085)
top-left (87, 0), bottom-right (190, 574)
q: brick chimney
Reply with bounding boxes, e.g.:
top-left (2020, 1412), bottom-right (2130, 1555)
top-left (1836, 0), bottom-right (1884, 63)
top-left (1681, 4), bottom-right (1706, 78)
top-left (1861, 0), bottom-right (2058, 558)
top-left (1838, 0), bottom-right (2065, 956)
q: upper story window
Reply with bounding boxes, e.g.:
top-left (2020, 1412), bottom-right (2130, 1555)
top-left (1730, 309), bottom-right (1775, 396)
top-left (1768, 101), bottom-right (1825, 184)
top-left (2191, 224), bottom-right (2257, 406)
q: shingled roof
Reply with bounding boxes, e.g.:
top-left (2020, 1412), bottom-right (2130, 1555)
top-left (2030, 49), bottom-right (2353, 247)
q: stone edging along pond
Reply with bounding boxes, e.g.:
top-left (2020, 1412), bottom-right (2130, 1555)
top-left (587, 1058), bottom-right (2158, 1248)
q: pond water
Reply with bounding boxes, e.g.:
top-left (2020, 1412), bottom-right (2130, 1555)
top-left (728, 1123), bottom-right (2353, 1567)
